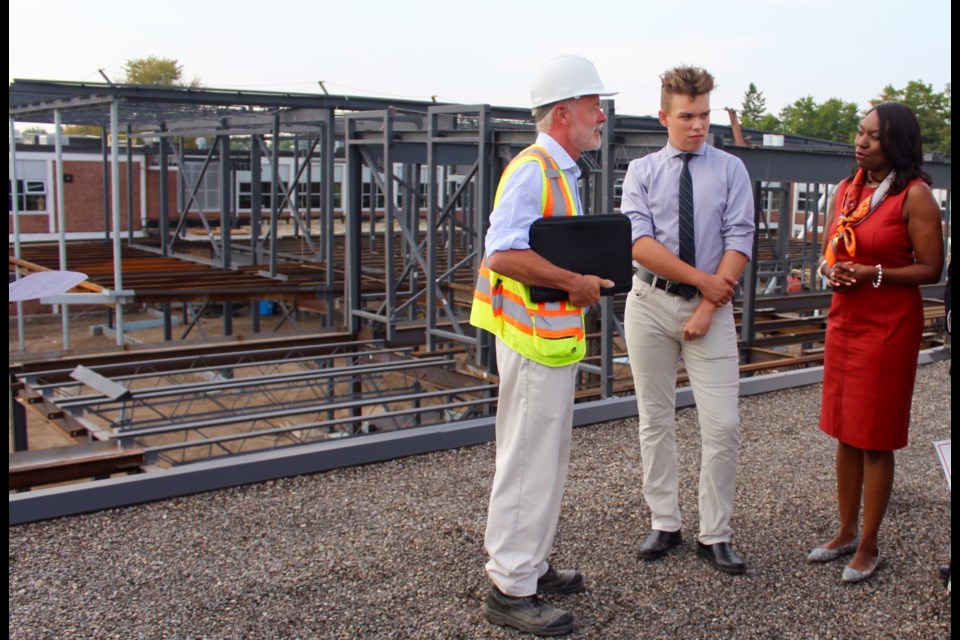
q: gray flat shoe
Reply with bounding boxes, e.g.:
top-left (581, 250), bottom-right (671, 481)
top-left (807, 536), bottom-right (860, 563)
top-left (842, 550), bottom-right (881, 583)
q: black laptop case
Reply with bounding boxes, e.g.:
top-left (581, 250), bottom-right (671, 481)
top-left (528, 214), bottom-right (633, 303)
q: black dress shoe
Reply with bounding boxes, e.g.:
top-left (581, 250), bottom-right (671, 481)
top-left (697, 541), bottom-right (746, 575)
top-left (483, 586), bottom-right (574, 636)
top-left (637, 529), bottom-right (682, 561)
top-left (537, 564), bottom-right (586, 594)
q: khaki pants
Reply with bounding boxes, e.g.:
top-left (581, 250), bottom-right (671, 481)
top-left (624, 275), bottom-right (741, 543)
top-left (484, 338), bottom-right (577, 596)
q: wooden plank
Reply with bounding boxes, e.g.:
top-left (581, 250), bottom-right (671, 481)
top-left (9, 441), bottom-right (145, 490)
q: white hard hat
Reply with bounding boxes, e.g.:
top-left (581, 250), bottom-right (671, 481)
top-left (530, 54), bottom-right (618, 108)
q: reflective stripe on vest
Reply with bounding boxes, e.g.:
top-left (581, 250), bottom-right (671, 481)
top-left (495, 145), bottom-right (578, 218)
top-left (470, 144), bottom-right (586, 367)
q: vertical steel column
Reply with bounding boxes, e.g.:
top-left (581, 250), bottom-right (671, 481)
top-left (598, 99), bottom-right (617, 398)
top-left (219, 127), bottom-right (233, 270)
top-left (778, 182), bottom-right (791, 294)
top-left (410, 162), bottom-right (423, 324)
top-left (475, 121), bottom-right (510, 375)
top-left (101, 128), bottom-right (110, 243)
top-left (475, 108), bottom-right (496, 372)
top-left (382, 111), bottom-right (396, 342)
top-left (304, 140), bottom-right (313, 236)
top-left (292, 134), bottom-right (301, 239)
top-left (345, 116), bottom-right (362, 334)
top-left (10, 117), bottom-right (26, 351)
top-left (250, 136), bottom-right (262, 267)
top-left (54, 110), bottom-right (71, 350)
top-left (159, 126), bottom-right (170, 257)
top-left (159, 126), bottom-right (173, 341)
top-left (269, 113), bottom-right (281, 277)
top-left (475, 106), bottom-right (493, 308)
top-left (323, 110), bottom-right (337, 328)
top-left (808, 183), bottom-right (822, 291)
top-left (425, 110), bottom-right (440, 351)
top-left (740, 181), bottom-right (763, 356)
top-left (220, 126), bottom-right (233, 336)
top-left (139, 144), bottom-right (148, 235)
top-left (249, 135), bottom-right (263, 332)
top-left (110, 101), bottom-right (125, 346)
top-left (126, 124), bottom-right (134, 243)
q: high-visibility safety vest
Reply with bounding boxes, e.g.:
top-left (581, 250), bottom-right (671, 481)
top-left (470, 144), bottom-right (586, 367)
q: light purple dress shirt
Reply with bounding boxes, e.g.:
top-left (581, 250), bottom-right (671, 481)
top-left (621, 142), bottom-right (755, 275)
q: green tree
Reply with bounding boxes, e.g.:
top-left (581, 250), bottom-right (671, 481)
top-left (739, 83), bottom-right (767, 129)
top-left (65, 56), bottom-right (201, 140)
top-left (123, 56), bottom-right (183, 85)
top-left (778, 96), bottom-right (861, 143)
top-left (61, 124), bottom-right (109, 137)
top-left (755, 114), bottom-right (782, 132)
top-left (872, 80), bottom-right (951, 154)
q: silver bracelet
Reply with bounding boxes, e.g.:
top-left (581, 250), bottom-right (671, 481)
top-left (872, 264), bottom-right (883, 288)
top-left (818, 258), bottom-right (830, 280)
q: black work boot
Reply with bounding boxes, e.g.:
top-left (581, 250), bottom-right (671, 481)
top-left (483, 586), bottom-right (574, 636)
top-left (537, 565), bottom-right (586, 594)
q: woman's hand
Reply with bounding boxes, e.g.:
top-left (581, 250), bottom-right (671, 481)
top-left (827, 261), bottom-right (869, 293)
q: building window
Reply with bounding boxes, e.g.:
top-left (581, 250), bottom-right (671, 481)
top-left (333, 182), bottom-right (342, 210)
top-left (180, 161), bottom-right (221, 211)
top-left (236, 165), bottom-right (292, 211)
top-left (9, 160), bottom-right (49, 214)
top-left (794, 183), bottom-right (825, 213)
top-left (760, 181), bottom-right (781, 212)
top-left (361, 181), bottom-right (384, 210)
top-left (296, 181), bottom-right (323, 211)
top-left (9, 180), bottom-right (48, 213)
top-left (236, 162), bottom-right (344, 212)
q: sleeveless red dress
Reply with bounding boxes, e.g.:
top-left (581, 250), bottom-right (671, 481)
top-left (818, 178), bottom-right (924, 451)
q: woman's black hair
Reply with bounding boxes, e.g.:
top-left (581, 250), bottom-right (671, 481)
top-left (865, 102), bottom-right (932, 194)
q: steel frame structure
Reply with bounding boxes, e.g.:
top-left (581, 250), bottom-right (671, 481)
top-left (9, 80), bottom-right (952, 523)
top-left (9, 345), bottom-right (951, 525)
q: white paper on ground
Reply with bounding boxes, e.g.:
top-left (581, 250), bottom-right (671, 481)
top-left (933, 439), bottom-right (951, 490)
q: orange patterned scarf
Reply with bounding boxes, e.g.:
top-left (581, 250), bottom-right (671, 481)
top-left (825, 168), bottom-right (894, 266)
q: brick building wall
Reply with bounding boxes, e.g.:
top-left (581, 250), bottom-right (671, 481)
top-left (9, 152), bottom-right (178, 235)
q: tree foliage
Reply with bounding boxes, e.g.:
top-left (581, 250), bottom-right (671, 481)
top-left (739, 83), bottom-right (767, 129)
top-left (737, 80), bottom-right (951, 155)
top-left (61, 125), bottom-right (107, 137)
top-left (64, 56), bottom-right (201, 139)
top-left (123, 56), bottom-right (184, 85)
top-left (754, 114), bottom-right (782, 132)
top-left (872, 80), bottom-right (951, 154)
top-left (778, 96), bottom-right (862, 143)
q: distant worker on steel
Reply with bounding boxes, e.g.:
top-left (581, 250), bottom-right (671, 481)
top-left (470, 54), bottom-right (616, 636)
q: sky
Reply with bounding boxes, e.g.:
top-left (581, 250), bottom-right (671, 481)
top-left (9, 0), bottom-right (952, 123)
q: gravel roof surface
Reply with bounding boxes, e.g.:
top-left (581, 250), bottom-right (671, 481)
top-left (9, 360), bottom-right (952, 639)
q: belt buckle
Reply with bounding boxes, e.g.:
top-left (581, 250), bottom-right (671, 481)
top-left (655, 276), bottom-right (674, 293)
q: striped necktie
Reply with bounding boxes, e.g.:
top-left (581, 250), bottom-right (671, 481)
top-left (677, 153), bottom-right (697, 300)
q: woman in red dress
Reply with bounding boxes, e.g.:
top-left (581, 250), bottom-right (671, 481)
top-left (807, 103), bottom-right (944, 582)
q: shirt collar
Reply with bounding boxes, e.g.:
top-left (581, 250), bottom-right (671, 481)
top-left (666, 142), bottom-right (706, 160)
top-left (536, 132), bottom-right (581, 177)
